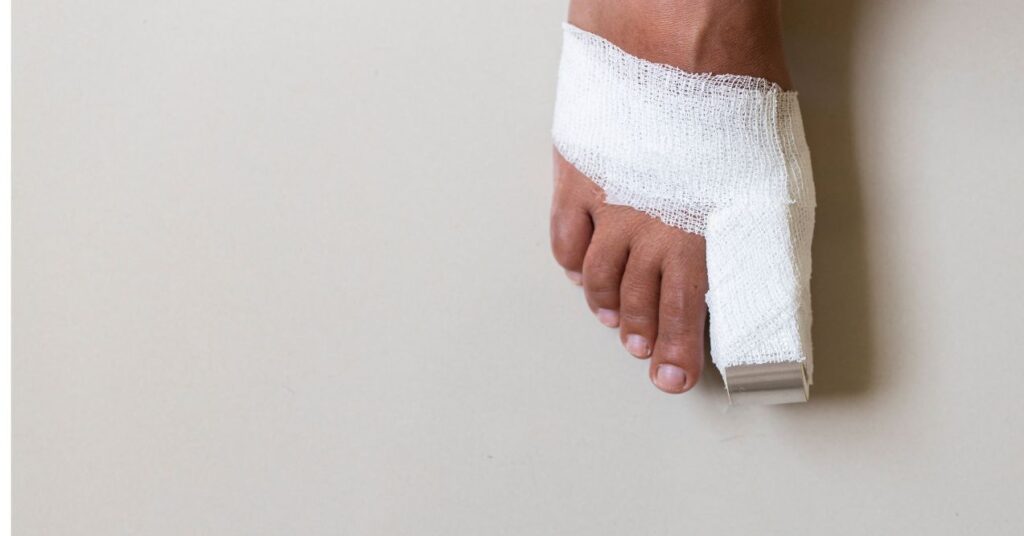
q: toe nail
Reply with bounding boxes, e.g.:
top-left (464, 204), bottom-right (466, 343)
top-left (625, 335), bottom-right (650, 358)
top-left (653, 364), bottom-right (687, 393)
top-left (565, 270), bottom-right (583, 286)
top-left (596, 308), bottom-right (619, 328)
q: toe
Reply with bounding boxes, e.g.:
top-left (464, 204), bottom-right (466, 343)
top-left (617, 247), bottom-right (662, 358)
top-left (550, 151), bottom-right (598, 282)
top-left (649, 249), bottom-right (708, 394)
top-left (551, 206), bottom-right (592, 283)
top-left (581, 226), bottom-right (629, 326)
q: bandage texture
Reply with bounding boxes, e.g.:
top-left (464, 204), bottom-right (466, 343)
top-left (552, 23), bottom-right (816, 377)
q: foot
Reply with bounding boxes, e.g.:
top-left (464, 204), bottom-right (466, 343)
top-left (550, 0), bottom-right (793, 394)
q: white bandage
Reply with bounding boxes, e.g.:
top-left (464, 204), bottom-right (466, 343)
top-left (552, 23), bottom-right (816, 379)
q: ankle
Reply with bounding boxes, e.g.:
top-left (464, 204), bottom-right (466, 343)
top-left (567, 0), bottom-right (793, 89)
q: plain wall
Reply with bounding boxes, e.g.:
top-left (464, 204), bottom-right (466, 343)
top-left (14, 0), bottom-right (1024, 533)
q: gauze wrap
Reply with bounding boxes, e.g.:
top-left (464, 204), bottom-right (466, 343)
top-left (552, 23), bottom-right (816, 380)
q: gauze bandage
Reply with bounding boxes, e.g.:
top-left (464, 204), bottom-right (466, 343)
top-left (552, 23), bottom-right (816, 404)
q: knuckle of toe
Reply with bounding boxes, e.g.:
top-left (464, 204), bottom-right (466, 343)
top-left (661, 282), bottom-right (708, 315)
top-left (660, 298), bottom-right (690, 321)
top-left (619, 269), bottom-right (644, 286)
top-left (583, 263), bottom-right (619, 289)
top-left (620, 278), bottom-right (656, 302)
top-left (620, 283), bottom-right (658, 307)
top-left (619, 311), bottom-right (655, 328)
top-left (550, 219), bottom-right (577, 244)
top-left (585, 285), bottom-right (619, 304)
top-left (626, 244), bottom-right (662, 265)
top-left (550, 238), bottom-right (583, 269)
top-left (658, 324), bottom-right (702, 348)
top-left (550, 245), bottom-right (578, 270)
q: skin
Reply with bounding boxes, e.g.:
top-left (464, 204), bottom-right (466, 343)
top-left (551, 0), bottom-right (792, 394)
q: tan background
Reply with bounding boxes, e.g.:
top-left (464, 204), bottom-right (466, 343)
top-left (14, 0), bottom-right (1024, 533)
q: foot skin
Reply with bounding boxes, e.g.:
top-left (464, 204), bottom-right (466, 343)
top-left (551, 0), bottom-right (792, 395)
top-left (552, 151), bottom-right (709, 394)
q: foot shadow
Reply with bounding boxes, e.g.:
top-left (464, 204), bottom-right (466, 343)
top-left (783, 0), bottom-right (874, 401)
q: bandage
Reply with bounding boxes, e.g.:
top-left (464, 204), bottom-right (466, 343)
top-left (552, 23), bottom-right (816, 404)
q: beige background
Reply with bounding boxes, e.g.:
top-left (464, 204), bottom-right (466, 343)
top-left (13, 0), bottom-right (1024, 534)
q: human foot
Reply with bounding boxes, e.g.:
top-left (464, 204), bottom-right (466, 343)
top-left (550, 0), bottom-right (794, 395)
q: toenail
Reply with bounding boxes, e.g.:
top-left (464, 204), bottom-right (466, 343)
top-left (565, 270), bottom-right (583, 286)
top-left (625, 334), bottom-right (650, 358)
top-left (596, 308), bottom-right (619, 328)
top-left (653, 364), bottom-right (687, 393)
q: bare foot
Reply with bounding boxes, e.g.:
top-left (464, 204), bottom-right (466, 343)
top-left (551, 0), bottom-right (793, 394)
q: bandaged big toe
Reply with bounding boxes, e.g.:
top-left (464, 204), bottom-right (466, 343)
top-left (552, 24), bottom-right (816, 404)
